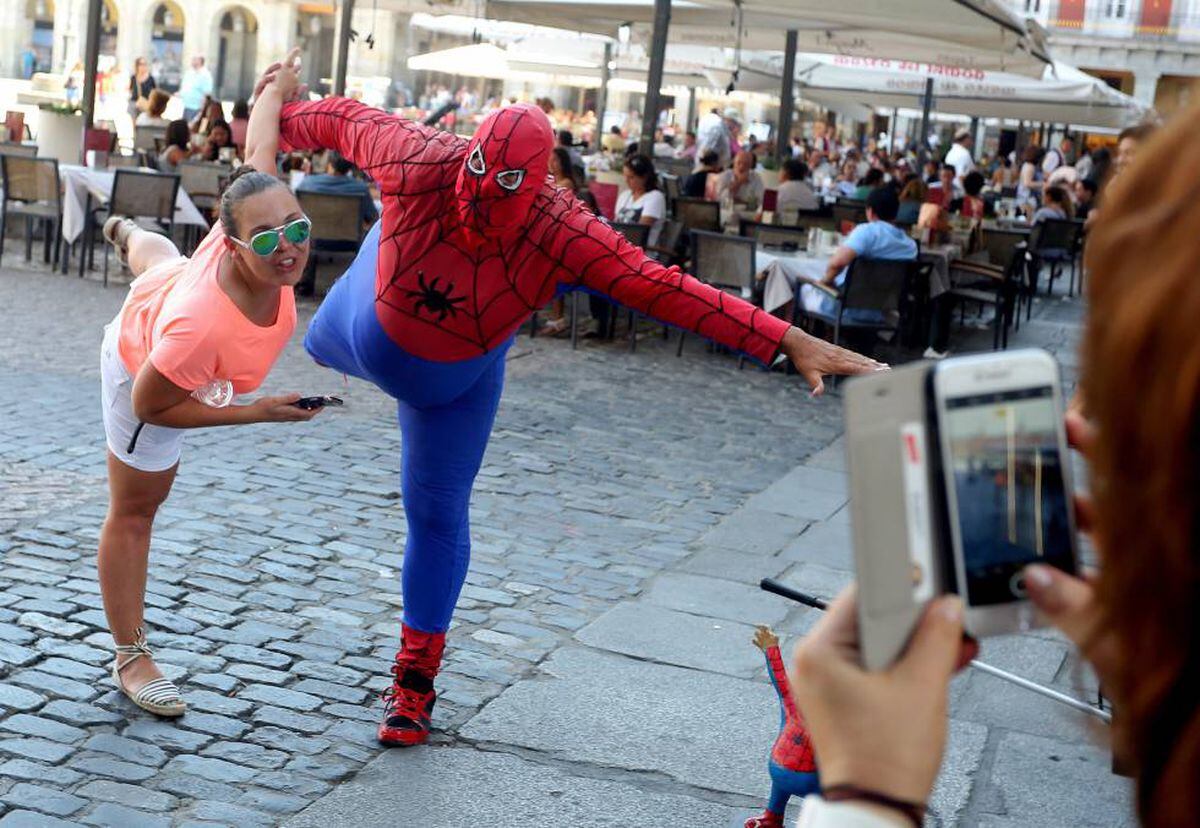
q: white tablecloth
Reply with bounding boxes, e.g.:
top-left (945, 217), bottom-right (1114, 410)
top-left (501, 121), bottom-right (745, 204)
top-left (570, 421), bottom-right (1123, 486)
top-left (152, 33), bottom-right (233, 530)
top-left (59, 165), bottom-right (208, 243)
top-left (755, 242), bottom-right (964, 314)
top-left (756, 249), bottom-right (831, 314)
top-left (922, 243), bottom-right (963, 297)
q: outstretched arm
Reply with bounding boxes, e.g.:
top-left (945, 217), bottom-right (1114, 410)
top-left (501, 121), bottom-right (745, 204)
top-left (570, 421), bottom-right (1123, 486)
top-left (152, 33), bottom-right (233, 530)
top-left (764, 644), bottom-right (801, 723)
top-left (276, 96), bottom-right (458, 196)
top-left (243, 68), bottom-right (288, 174)
top-left (537, 192), bottom-right (883, 394)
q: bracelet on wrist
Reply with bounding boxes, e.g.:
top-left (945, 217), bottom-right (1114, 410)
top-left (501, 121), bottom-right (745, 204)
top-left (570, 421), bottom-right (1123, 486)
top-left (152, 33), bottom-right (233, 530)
top-left (821, 784), bottom-right (926, 828)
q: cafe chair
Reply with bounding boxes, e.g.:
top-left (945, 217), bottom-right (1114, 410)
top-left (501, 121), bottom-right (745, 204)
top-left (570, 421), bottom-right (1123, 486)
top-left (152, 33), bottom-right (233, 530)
top-left (672, 197), bottom-right (721, 234)
top-left (95, 169), bottom-right (180, 286)
top-left (793, 257), bottom-right (918, 355)
top-left (0, 154), bottom-right (62, 269)
top-left (680, 230), bottom-right (758, 366)
top-left (295, 190), bottom-right (366, 297)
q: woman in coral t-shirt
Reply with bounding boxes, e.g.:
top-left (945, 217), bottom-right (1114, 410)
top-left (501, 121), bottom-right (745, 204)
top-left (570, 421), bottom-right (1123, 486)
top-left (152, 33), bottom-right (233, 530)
top-left (98, 52), bottom-right (321, 716)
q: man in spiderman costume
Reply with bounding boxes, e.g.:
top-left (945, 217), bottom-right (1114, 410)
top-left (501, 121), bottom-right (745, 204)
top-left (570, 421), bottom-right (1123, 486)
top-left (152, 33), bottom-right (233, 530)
top-left (747, 626), bottom-right (820, 827)
top-left (263, 60), bottom-right (881, 747)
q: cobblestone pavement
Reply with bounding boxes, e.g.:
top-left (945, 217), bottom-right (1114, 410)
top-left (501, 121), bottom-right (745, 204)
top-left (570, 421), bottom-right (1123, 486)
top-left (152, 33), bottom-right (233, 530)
top-left (0, 257), bottom-right (1128, 827)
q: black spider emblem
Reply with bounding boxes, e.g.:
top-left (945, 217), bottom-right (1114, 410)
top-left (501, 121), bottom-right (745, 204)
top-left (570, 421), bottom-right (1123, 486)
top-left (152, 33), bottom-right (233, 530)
top-left (404, 271), bottom-right (467, 321)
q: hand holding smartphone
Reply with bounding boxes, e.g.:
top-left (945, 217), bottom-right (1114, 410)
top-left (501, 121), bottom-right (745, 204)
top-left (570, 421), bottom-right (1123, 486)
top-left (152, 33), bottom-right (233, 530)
top-left (928, 349), bottom-right (1079, 637)
top-left (292, 395), bottom-right (344, 410)
top-left (845, 350), bottom-right (1079, 669)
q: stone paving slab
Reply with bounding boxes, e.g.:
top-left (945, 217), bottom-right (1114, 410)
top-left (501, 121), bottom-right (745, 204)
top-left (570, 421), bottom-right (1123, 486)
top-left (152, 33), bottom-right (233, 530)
top-left (643, 572), bottom-right (790, 627)
top-left (284, 746), bottom-right (744, 828)
top-left (698, 507), bottom-right (807, 557)
top-left (677, 547), bottom-right (791, 586)
top-left (574, 603), bottom-right (764, 678)
top-left (461, 647), bottom-right (777, 798)
top-left (741, 466), bottom-right (849, 523)
top-left (977, 731), bottom-right (1134, 826)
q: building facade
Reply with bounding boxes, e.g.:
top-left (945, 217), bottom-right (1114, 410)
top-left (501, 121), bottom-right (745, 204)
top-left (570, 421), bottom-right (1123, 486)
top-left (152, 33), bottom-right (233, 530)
top-left (1010, 0), bottom-right (1200, 116)
top-left (1, 0), bottom-right (422, 104)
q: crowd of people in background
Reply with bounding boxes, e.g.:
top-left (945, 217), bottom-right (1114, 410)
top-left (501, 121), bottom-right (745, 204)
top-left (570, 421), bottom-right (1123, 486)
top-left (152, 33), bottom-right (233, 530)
top-left (85, 48), bottom-right (1161, 350)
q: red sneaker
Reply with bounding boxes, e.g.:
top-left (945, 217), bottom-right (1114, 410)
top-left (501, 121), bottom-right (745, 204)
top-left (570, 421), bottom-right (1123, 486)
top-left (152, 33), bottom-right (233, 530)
top-left (744, 811), bottom-right (785, 828)
top-left (377, 625), bottom-right (446, 747)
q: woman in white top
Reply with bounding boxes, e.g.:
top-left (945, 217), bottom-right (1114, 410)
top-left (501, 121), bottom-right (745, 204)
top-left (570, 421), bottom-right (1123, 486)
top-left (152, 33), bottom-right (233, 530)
top-left (615, 153), bottom-right (666, 247)
top-left (135, 89), bottom-right (170, 128)
top-left (776, 158), bottom-right (820, 213)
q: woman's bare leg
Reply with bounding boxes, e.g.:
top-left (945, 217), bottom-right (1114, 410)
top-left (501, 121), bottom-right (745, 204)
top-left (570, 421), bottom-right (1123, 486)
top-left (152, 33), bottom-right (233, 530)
top-left (98, 451), bottom-right (177, 692)
top-left (126, 228), bottom-right (181, 277)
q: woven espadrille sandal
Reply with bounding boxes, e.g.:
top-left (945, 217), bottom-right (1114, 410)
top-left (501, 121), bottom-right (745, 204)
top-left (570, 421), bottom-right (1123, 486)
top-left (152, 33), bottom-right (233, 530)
top-left (112, 627), bottom-right (186, 717)
top-left (102, 216), bottom-right (138, 267)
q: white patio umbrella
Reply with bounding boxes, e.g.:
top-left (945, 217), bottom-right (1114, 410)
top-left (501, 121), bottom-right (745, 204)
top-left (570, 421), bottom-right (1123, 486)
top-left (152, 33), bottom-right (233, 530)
top-left (477, 0), bottom-right (1051, 76)
top-left (406, 42), bottom-right (712, 91)
top-left (726, 54), bottom-right (1146, 129)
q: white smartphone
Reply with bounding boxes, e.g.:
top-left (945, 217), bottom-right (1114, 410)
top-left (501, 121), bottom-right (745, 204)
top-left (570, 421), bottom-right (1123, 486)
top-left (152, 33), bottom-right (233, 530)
top-left (845, 363), bottom-right (946, 670)
top-left (927, 349), bottom-right (1079, 637)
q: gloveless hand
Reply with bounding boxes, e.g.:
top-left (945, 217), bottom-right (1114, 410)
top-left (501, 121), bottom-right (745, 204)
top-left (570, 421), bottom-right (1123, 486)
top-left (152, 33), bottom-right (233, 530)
top-left (791, 588), bottom-right (973, 806)
top-left (271, 48), bottom-right (303, 100)
top-left (248, 393), bottom-right (322, 424)
top-left (781, 326), bottom-right (886, 396)
top-left (1024, 410), bottom-right (1118, 693)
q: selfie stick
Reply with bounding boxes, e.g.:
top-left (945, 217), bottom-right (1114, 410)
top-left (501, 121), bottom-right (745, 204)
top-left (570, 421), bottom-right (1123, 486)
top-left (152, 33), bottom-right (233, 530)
top-left (759, 578), bottom-right (1112, 724)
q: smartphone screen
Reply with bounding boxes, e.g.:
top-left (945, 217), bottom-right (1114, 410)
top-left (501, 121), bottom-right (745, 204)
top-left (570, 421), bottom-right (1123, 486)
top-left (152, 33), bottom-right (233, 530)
top-left (942, 385), bottom-right (1075, 605)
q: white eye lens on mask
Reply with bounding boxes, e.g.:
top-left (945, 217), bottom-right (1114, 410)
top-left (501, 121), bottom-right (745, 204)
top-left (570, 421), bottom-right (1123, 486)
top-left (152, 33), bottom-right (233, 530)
top-left (467, 145), bottom-right (487, 176)
top-left (495, 169), bottom-right (525, 191)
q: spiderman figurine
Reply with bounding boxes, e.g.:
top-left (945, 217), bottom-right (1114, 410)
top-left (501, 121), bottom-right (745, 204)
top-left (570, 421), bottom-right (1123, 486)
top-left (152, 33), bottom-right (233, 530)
top-left (266, 59), bottom-right (878, 748)
top-left (746, 625), bottom-right (820, 827)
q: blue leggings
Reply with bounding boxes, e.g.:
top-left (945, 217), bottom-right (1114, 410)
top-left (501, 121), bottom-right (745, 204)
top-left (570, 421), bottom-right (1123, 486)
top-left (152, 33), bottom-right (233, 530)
top-left (305, 222), bottom-right (510, 633)
top-left (767, 762), bottom-right (820, 815)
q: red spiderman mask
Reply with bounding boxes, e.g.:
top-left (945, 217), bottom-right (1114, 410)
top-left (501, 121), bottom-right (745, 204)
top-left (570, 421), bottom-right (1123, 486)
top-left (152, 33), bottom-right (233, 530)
top-left (455, 103), bottom-right (552, 242)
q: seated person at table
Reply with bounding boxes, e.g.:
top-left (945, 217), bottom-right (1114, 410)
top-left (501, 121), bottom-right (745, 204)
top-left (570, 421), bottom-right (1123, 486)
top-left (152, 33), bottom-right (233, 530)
top-left (776, 158), bottom-right (819, 213)
top-left (296, 151), bottom-right (379, 231)
top-left (799, 187), bottom-right (917, 324)
top-left (136, 89), bottom-right (170, 128)
top-left (1074, 178), bottom-right (1098, 222)
top-left (228, 99), bottom-right (250, 151)
top-left (896, 175), bottom-right (927, 225)
top-left (717, 150), bottom-right (765, 209)
top-left (1033, 185), bottom-right (1073, 224)
top-left (602, 125), bottom-right (627, 155)
top-left (295, 151), bottom-right (380, 296)
top-left (928, 164), bottom-right (960, 209)
top-left (557, 129), bottom-right (585, 179)
top-left (682, 150), bottom-right (721, 198)
top-left (615, 154), bottom-right (666, 246)
top-left (200, 119), bottom-right (236, 162)
top-left (190, 97), bottom-right (225, 139)
top-left (835, 160), bottom-right (860, 198)
top-left (960, 170), bottom-right (986, 219)
top-left (852, 168), bottom-right (885, 201)
top-left (158, 120), bottom-right (195, 171)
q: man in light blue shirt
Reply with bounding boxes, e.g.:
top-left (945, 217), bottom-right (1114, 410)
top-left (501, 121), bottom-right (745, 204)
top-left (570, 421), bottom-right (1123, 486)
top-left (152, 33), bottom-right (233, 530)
top-left (800, 187), bottom-right (917, 323)
top-left (179, 56), bottom-right (213, 121)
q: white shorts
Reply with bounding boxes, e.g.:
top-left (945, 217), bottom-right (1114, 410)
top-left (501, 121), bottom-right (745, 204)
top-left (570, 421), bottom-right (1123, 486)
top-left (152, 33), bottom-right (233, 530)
top-left (100, 318), bottom-right (185, 473)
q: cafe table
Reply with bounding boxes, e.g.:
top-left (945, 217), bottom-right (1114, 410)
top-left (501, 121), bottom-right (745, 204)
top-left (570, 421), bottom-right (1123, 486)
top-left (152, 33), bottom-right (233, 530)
top-left (59, 164), bottom-right (209, 276)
